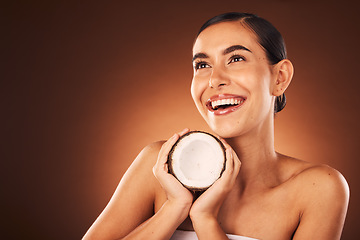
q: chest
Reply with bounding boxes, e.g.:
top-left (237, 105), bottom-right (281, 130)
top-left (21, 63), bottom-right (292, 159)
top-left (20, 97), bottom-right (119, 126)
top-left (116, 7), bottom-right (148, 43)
top-left (222, 191), bottom-right (300, 239)
top-left (175, 188), bottom-right (301, 240)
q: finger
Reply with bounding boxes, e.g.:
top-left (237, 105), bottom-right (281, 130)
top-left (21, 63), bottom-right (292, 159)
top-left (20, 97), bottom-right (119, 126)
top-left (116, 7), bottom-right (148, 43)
top-left (160, 128), bottom-right (189, 155)
top-left (217, 148), bottom-right (234, 182)
top-left (178, 128), bottom-right (190, 135)
top-left (160, 133), bottom-right (180, 157)
top-left (157, 129), bottom-right (189, 167)
top-left (218, 137), bottom-right (232, 150)
top-left (230, 149), bottom-right (241, 181)
top-left (205, 148), bottom-right (234, 194)
top-left (154, 134), bottom-right (179, 174)
top-left (232, 149), bottom-right (241, 170)
top-left (218, 137), bottom-right (241, 177)
top-left (223, 148), bottom-right (242, 185)
top-left (225, 148), bottom-right (235, 174)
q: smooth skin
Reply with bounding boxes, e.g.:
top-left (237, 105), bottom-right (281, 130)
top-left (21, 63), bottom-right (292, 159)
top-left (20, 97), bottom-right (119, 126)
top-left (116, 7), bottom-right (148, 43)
top-left (83, 21), bottom-right (349, 240)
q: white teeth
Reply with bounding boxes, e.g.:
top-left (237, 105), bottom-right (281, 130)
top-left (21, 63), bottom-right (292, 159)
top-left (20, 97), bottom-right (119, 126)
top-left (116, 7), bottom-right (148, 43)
top-left (210, 98), bottom-right (244, 109)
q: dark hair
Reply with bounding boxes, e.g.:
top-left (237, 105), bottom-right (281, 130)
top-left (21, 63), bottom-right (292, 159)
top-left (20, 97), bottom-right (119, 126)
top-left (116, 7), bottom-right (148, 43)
top-left (198, 12), bottom-right (287, 113)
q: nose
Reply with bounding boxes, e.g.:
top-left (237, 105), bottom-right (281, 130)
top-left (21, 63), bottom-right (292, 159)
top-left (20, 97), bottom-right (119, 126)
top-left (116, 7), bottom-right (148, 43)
top-left (209, 67), bottom-right (230, 88)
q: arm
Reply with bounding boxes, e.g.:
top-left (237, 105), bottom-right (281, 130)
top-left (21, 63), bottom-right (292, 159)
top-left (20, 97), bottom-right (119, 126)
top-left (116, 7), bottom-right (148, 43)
top-left (190, 141), bottom-right (241, 240)
top-left (83, 130), bottom-right (193, 239)
top-left (293, 166), bottom-right (349, 240)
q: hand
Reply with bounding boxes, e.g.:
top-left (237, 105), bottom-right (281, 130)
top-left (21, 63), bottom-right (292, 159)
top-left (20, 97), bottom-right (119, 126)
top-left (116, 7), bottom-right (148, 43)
top-left (189, 139), bottom-right (241, 222)
top-left (152, 128), bottom-right (194, 208)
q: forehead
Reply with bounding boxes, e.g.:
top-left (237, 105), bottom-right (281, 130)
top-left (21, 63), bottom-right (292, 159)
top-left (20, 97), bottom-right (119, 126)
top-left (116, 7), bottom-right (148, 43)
top-left (193, 21), bottom-right (261, 54)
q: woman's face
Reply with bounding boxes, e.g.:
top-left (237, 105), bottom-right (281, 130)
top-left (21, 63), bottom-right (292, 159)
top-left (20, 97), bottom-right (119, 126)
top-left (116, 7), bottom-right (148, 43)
top-left (191, 21), bottom-right (277, 138)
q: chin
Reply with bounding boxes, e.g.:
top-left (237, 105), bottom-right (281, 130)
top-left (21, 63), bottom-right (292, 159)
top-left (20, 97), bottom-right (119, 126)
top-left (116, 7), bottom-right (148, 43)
top-left (208, 123), bottom-right (243, 139)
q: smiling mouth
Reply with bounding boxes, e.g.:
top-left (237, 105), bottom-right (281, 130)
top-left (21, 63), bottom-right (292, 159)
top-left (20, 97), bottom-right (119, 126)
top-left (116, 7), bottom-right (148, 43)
top-left (206, 95), bottom-right (246, 115)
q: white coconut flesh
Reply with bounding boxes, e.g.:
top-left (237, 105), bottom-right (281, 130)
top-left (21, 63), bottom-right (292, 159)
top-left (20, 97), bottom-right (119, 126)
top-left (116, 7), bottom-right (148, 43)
top-left (168, 131), bottom-right (226, 190)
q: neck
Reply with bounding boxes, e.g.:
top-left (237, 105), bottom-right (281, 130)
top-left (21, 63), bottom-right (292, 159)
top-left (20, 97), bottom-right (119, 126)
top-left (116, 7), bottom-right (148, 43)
top-left (225, 115), bottom-right (280, 192)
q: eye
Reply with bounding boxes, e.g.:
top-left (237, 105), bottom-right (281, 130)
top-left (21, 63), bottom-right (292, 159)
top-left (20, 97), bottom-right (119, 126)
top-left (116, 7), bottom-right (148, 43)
top-left (194, 61), bottom-right (211, 70)
top-left (228, 55), bottom-right (245, 64)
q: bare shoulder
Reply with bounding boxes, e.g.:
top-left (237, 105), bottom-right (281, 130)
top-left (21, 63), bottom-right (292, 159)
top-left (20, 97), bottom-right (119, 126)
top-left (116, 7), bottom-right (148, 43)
top-left (296, 163), bottom-right (349, 196)
top-left (110, 140), bottom-right (166, 199)
top-left (82, 141), bottom-right (166, 239)
top-left (103, 140), bottom-right (167, 206)
top-left (129, 141), bottom-right (165, 170)
top-left (280, 158), bottom-right (350, 239)
top-left (121, 141), bottom-right (166, 189)
top-left (138, 141), bottom-right (165, 161)
top-left (282, 156), bottom-right (350, 207)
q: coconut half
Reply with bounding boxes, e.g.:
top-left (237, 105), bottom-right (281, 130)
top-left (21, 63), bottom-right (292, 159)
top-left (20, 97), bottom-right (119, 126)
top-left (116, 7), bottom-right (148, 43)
top-left (168, 131), bottom-right (226, 191)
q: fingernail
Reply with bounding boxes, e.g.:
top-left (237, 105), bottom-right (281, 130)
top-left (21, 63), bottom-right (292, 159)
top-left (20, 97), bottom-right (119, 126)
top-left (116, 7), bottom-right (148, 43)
top-left (182, 128), bottom-right (189, 133)
top-left (227, 148), bottom-right (232, 157)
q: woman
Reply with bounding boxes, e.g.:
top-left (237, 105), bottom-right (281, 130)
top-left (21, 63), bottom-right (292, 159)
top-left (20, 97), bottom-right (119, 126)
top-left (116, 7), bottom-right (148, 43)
top-left (83, 12), bottom-right (349, 240)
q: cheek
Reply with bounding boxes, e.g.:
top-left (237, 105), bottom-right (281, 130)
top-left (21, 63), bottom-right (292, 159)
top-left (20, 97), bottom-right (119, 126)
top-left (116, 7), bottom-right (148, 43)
top-left (190, 77), bottom-right (210, 120)
top-left (190, 79), bottom-right (198, 103)
top-left (245, 67), bottom-right (272, 94)
top-left (190, 77), bottom-right (206, 105)
top-left (249, 74), bottom-right (274, 114)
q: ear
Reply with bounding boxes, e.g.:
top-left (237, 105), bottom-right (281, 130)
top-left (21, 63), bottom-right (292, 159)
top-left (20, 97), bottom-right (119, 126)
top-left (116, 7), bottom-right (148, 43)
top-left (272, 59), bottom-right (294, 96)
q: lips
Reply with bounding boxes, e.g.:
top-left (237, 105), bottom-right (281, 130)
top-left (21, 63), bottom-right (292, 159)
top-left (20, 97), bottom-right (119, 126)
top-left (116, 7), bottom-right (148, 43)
top-left (206, 94), bottom-right (246, 116)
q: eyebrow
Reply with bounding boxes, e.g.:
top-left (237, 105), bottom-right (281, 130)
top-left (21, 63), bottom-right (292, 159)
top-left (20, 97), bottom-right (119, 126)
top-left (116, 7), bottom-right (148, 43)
top-left (223, 45), bottom-right (252, 55)
top-left (192, 45), bottom-right (252, 62)
top-left (192, 52), bottom-right (209, 62)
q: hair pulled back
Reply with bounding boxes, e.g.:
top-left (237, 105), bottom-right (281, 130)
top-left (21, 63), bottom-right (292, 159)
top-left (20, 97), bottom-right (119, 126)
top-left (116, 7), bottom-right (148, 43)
top-left (197, 12), bottom-right (287, 113)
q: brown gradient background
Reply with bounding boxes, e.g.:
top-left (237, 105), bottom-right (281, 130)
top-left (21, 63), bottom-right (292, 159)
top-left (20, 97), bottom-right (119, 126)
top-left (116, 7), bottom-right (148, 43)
top-left (2, 0), bottom-right (360, 239)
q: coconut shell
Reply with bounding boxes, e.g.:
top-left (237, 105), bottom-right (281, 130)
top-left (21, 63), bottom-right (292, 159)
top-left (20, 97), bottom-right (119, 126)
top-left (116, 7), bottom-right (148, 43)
top-left (167, 131), bottom-right (226, 191)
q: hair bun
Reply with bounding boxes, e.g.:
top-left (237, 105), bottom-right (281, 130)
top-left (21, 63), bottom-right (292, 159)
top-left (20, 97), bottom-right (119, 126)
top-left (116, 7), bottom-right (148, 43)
top-left (275, 93), bottom-right (286, 113)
